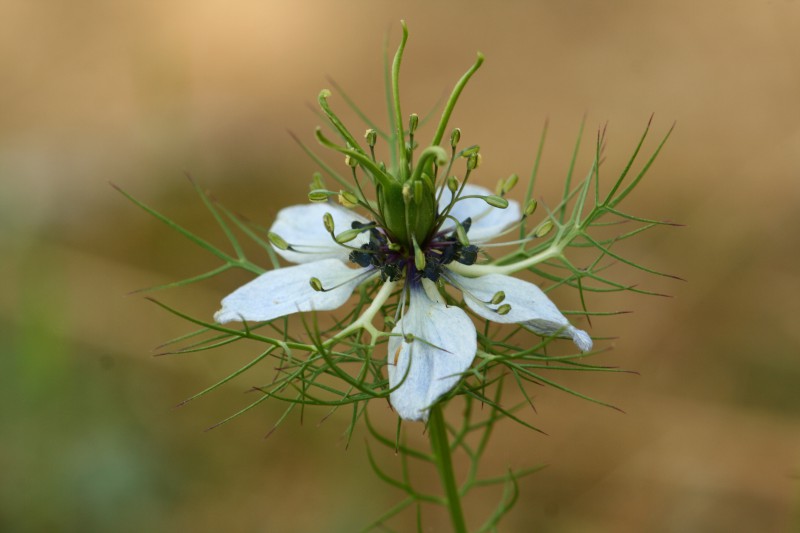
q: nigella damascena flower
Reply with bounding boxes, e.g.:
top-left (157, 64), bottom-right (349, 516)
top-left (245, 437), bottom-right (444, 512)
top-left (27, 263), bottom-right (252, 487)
top-left (214, 183), bottom-right (592, 422)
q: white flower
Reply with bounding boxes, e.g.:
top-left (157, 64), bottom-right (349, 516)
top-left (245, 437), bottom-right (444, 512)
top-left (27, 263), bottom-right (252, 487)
top-left (215, 185), bottom-right (591, 421)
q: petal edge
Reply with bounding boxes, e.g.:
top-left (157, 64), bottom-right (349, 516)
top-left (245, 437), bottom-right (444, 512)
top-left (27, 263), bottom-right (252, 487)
top-left (270, 203), bottom-right (369, 264)
top-left (215, 259), bottom-right (371, 323)
top-left (387, 285), bottom-right (477, 421)
top-left (448, 271), bottom-right (592, 352)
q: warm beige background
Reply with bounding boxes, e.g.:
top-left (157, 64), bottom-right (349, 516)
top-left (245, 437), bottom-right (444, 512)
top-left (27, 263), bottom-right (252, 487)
top-left (2, 1), bottom-right (799, 532)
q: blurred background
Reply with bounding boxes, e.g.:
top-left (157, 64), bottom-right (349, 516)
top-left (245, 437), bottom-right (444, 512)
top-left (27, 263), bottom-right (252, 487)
top-left (1, 1), bottom-right (799, 531)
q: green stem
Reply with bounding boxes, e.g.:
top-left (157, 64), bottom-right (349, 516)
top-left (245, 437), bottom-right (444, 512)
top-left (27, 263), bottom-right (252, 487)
top-left (428, 404), bottom-right (467, 533)
top-left (430, 53), bottom-right (485, 147)
top-left (391, 21), bottom-right (409, 180)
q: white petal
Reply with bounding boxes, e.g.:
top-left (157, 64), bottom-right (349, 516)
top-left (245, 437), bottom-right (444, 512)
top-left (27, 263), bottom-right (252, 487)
top-left (448, 271), bottom-right (592, 352)
top-left (214, 259), bottom-right (371, 323)
top-left (387, 283), bottom-right (477, 422)
top-left (438, 184), bottom-right (521, 243)
top-left (270, 203), bottom-right (370, 264)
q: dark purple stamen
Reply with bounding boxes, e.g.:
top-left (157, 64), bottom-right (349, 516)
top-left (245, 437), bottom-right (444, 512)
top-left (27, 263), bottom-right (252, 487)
top-left (347, 217), bottom-right (478, 283)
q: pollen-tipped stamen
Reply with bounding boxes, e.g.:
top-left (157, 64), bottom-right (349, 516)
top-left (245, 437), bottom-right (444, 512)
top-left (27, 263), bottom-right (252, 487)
top-left (308, 267), bottom-right (378, 294)
top-left (442, 271), bottom-right (510, 315)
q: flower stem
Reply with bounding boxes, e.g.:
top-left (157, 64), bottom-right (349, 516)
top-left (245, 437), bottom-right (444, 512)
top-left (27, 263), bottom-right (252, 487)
top-left (428, 404), bottom-right (467, 533)
top-left (391, 21), bottom-right (409, 180)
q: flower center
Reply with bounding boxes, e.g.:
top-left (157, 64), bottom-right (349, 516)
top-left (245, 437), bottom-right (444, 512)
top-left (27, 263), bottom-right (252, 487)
top-left (348, 218), bottom-right (478, 282)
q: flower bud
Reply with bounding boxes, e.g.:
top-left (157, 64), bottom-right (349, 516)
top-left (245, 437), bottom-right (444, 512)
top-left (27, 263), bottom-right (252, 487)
top-left (502, 173), bottom-right (519, 194)
top-left (335, 227), bottom-right (363, 244)
top-left (483, 195), bottom-right (509, 209)
top-left (447, 175), bottom-right (459, 193)
top-left (364, 128), bottom-right (377, 147)
top-left (322, 212), bottom-right (335, 233)
top-left (345, 154), bottom-right (358, 168)
top-left (462, 145), bottom-right (480, 157)
top-left (268, 232), bottom-right (289, 250)
top-left (496, 303), bottom-right (512, 315)
top-left (310, 172), bottom-right (325, 190)
top-left (524, 199), bottom-right (538, 217)
top-left (338, 190), bottom-right (359, 208)
top-left (534, 219), bottom-right (554, 238)
top-left (450, 128), bottom-right (461, 149)
top-left (408, 113), bottom-right (419, 134)
top-left (455, 222), bottom-right (469, 247)
top-left (467, 153), bottom-right (481, 170)
top-left (413, 236), bottom-right (426, 271)
top-left (309, 277), bottom-right (324, 292)
top-left (490, 291), bottom-right (506, 305)
top-left (308, 189), bottom-right (330, 203)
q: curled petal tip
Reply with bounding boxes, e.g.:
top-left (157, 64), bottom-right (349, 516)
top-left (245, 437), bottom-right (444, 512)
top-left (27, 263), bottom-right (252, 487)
top-left (572, 328), bottom-right (593, 352)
